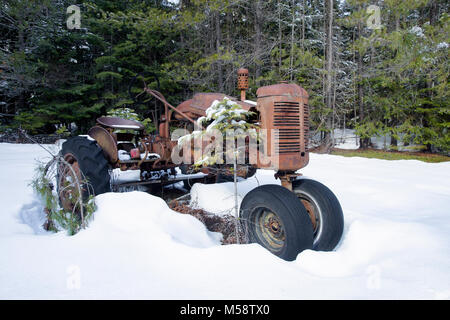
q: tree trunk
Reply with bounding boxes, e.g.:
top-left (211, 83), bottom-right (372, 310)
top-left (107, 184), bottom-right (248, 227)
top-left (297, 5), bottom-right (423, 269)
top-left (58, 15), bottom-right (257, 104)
top-left (390, 135), bottom-right (398, 150)
top-left (429, 0), bottom-right (438, 25)
top-left (254, 0), bottom-right (262, 86)
top-left (278, 0), bottom-right (282, 76)
top-left (289, 0), bottom-right (296, 81)
top-left (301, 0), bottom-right (305, 51)
top-left (356, 5), bottom-right (368, 149)
top-left (323, 0), bottom-right (334, 152)
top-left (226, 8), bottom-right (232, 93)
top-left (215, 12), bottom-right (223, 91)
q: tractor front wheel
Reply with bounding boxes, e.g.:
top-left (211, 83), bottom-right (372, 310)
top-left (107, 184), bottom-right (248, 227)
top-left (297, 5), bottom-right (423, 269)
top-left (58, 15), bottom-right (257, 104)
top-left (292, 178), bottom-right (344, 251)
top-left (240, 184), bottom-right (313, 261)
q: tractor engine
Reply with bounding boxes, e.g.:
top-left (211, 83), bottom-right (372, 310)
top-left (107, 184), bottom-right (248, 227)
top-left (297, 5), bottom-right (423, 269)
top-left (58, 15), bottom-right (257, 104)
top-left (235, 69), bottom-right (310, 189)
top-left (255, 82), bottom-right (309, 173)
top-left (174, 69), bottom-right (311, 187)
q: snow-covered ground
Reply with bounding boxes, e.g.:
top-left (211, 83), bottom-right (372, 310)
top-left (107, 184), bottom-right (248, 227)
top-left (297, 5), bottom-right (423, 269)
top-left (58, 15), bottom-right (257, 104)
top-left (332, 128), bottom-right (424, 151)
top-left (333, 128), bottom-right (360, 150)
top-left (0, 142), bottom-right (449, 299)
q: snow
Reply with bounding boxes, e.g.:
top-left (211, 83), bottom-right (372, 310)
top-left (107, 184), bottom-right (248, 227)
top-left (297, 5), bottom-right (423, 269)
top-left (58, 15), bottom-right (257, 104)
top-left (331, 129), bottom-right (424, 152)
top-left (0, 142), bottom-right (450, 299)
top-left (437, 42), bottom-right (448, 50)
top-left (410, 26), bottom-right (425, 38)
top-left (205, 98), bottom-right (249, 121)
top-left (244, 100), bottom-right (257, 106)
top-left (109, 124), bottom-right (142, 129)
top-left (118, 150), bottom-right (161, 161)
top-left (118, 150), bottom-right (131, 161)
top-left (78, 134), bottom-right (95, 141)
top-left (333, 128), bottom-right (360, 150)
top-left (140, 152), bottom-right (160, 160)
top-left (190, 171), bottom-right (281, 215)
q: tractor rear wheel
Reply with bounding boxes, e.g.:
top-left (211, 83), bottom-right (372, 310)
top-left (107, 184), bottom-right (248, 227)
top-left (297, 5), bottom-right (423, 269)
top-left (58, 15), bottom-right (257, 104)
top-left (292, 178), bottom-right (344, 251)
top-left (58, 137), bottom-right (111, 212)
top-left (240, 184), bottom-right (313, 261)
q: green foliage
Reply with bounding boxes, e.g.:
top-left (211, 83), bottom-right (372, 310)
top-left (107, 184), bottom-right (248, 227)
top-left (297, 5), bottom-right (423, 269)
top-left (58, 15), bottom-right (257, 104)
top-left (56, 126), bottom-right (70, 137)
top-left (13, 112), bottom-right (49, 134)
top-left (1, 0), bottom-right (448, 152)
top-left (31, 161), bottom-right (96, 236)
top-left (107, 107), bottom-right (155, 133)
top-left (341, 0), bottom-right (449, 152)
top-left (141, 118), bottom-right (156, 134)
top-left (331, 148), bottom-right (450, 163)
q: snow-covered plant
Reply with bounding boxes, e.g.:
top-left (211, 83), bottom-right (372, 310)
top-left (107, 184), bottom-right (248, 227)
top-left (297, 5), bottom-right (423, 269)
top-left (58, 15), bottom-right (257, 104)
top-left (107, 107), bottom-right (140, 121)
top-left (178, 97), bottom-right (257, 167)
top-left (196, 97), bottom-right (256, 132)
top-left (31, 161), bottom-right (96, 236)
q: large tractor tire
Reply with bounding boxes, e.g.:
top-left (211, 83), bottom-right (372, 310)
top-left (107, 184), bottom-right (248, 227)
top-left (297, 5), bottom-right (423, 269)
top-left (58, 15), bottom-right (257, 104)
top-left (58, 137), bottom-right (111, 212)
top-left (292, 178), bottom-right (344, 251)
top-left (240, 184), bottom-right (313, 261)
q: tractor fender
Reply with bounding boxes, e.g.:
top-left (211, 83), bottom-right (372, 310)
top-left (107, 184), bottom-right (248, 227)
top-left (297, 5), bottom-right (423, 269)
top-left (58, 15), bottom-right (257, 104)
top-left (87, 126), bottom-right (118, 165)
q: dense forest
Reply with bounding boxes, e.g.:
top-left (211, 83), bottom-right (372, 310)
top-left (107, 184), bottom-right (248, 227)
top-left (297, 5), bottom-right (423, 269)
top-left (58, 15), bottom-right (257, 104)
top-left (0, 0), bottom-right (448, 152)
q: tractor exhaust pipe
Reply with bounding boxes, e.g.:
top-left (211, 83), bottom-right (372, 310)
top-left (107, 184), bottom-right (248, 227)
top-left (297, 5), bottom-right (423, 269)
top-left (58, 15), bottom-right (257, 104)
top-left (237, 68), bottom-right (249, 101)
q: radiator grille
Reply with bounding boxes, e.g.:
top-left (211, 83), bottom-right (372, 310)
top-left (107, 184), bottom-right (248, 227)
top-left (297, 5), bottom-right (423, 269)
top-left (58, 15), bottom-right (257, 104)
top-left (274, 101), bottom-right (301, 154)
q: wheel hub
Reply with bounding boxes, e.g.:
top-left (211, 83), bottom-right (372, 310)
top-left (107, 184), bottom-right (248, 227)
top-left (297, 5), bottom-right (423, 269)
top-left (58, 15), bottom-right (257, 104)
top-left (300, 199), bottom-right (317, 231)
top-left (256, 210), bottom-right (286, 251)
top-left (265, 216), bottom-right (282, 237)
top-left (59, 153), bottom-right (83, 214)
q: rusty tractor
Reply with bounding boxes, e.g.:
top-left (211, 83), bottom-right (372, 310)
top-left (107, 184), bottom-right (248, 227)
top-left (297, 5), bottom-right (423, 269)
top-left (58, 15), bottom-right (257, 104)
top-left (58, 69), bottom-right (343, 261)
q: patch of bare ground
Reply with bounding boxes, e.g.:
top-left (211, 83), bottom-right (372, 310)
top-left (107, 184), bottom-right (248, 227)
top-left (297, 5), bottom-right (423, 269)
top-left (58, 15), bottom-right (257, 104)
top-left (168, 199), bottom-right (247, 245)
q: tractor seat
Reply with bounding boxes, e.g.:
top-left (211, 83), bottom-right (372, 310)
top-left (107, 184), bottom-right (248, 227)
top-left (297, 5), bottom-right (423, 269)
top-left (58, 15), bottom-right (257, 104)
top-left (96, 116), bottom-right (145, 131)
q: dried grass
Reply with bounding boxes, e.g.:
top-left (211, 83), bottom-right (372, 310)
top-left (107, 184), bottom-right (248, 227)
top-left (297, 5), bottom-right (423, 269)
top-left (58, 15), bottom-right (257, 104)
top-left (168, 200), bottom-right (247, 245)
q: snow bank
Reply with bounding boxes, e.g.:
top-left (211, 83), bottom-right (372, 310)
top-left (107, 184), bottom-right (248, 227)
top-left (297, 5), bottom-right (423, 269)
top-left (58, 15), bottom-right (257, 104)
top-left (91, 192), bottom-right (221, 248)
top-left (0, 143), bottom-right (449, 299)
top-left (190, 170), bottom-right (280, 214)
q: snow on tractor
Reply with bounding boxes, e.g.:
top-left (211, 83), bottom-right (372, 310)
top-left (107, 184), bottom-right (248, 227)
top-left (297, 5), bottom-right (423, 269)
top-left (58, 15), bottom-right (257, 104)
top-left (58, 69), bottom-right (343, 261)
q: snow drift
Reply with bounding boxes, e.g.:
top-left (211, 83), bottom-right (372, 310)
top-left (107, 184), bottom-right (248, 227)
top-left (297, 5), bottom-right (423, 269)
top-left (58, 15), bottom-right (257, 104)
top-left (0, 142), bottom-right (449, 299)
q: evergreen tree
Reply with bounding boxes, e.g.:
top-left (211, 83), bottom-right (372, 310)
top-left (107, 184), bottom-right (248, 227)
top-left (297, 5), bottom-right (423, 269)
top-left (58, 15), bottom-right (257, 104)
top-left (0, 0), bottom-right (448, 152)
